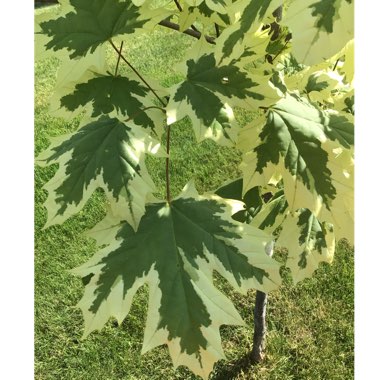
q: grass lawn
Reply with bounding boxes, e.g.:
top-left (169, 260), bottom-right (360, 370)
top-left (35, 7), bottom-right (354, 380)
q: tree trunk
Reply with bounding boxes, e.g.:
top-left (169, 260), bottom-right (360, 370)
top-left (252, 290), bottom-right (268, 362)
top-left (251, 241), bottom-right (274, 363)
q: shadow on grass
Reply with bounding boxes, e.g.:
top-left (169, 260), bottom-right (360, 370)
top-left (212, 351), bottom-right (260, 380)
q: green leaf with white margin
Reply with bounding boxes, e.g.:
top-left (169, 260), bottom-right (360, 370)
top-left (36, 116), bottom-right (164, 230)
top-left (283, 0), bottom-right (354, 65)
top-left (214, 177), bottom-right (263, 223)
top-left (178, 2), bottom-right (228, 32)
top-left (340, 39), bottom-right (354, 85)
top-left (72, 183), bottom-right (282, 379)
top-left (59, 74), bottom-right (162, 129)
top-left (35, 3), bottom-right (64, 61)
top-left (227, 27), bottom-right (272, 68)
top-left (238, 94), bottom-right (354, 215)
top-left (204, 0), bottom-right (228, 14)
top-left (304, 71), bottom-right (343, 104)
top-left (214, 178), bottom-right (288, 229)
top-left (285, 66), bottom-right (344, 104)
top-left (284, 52), bottom-right (353, 113)
top-left (333, 88), bottom-right (354, 123)
top-left (238, 114), bottom-right (284, 193)
top-left (185, 0), bottom-right (228, 14)
top-left (167, 39), bottom-right (279, 146)
top-left (177, 4), bottom-right (199, 32)
top-left (276, 53), bottom-right (305, 77)
top-left (249, 190), bottom-right (289, 234)
top-left (330, 39), bottom-right (354, 85)
top-left (318, 143), bottom-right (354, 243)
top-left (184, 0), bottom-right (203, 5)
top-left (47, 45), bottom-right (108, 118)
top-left (38, 0), bottom-right (156, 58)
top-left (48, 52), bottom-right (167, 136)
top-left (215, 0), bottom-right (283, 63)
top-left (277, 209), bottom-right (335, 283)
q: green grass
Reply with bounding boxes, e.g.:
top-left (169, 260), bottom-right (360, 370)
top-left (35, 8), bottom-right (354, 380)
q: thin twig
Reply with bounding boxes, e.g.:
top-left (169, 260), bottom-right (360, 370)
top-left (333, 58), bottom-right (340, 71)
top-left (173, 0), bottom-right (183, 11)
top-left (158, 19), bottom-right (215, 44)
top-left (190, 24), bottom-right (200, 33)
top-left (114, 41), bottom-right (124, 76)
top-left (166, 125), bottom-right (171, 203)
top-left (109, 40), bottom-right (167, 106)
top-left (271, 40), bottom-right (289, 63)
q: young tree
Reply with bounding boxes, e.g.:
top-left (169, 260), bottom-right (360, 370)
top-left (35, 1), bottom-right (354, 379)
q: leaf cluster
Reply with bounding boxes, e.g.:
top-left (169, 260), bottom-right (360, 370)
top-left (35, 0), bottom-right (354, 378)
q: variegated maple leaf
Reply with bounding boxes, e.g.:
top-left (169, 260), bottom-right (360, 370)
top-left (36, 116), bottom-right (163, 230)
top-left (60, 74), bottom-right (161, 128)
top-left (216, 0), bottom-right (283, 63)
top-left (239, 94), bottom-right (354, 218)
top-left (37, 0), bottom-right (162, 58)
top-left (277, 209), bottom-right (335, 283)
top-left (178, 0), bottom-right (231, 31)
top-left (167, 40), bottom-right (279, 146)
top-left (216, 180), bottom-right (338, 283)
top-left (72, 183), bottom-right (282, 379)
top-left (283, 0), bottom-right (354, 65)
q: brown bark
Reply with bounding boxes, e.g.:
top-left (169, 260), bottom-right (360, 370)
top-left (251, 242), bottom-right (274, 363)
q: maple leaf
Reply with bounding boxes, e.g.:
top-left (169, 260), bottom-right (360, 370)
top-left (36, 116), bottom-right (163, 230)
top-left (283, 0), bottom-right (354, 65)
top-left (39, 0), bottom-right (149, 58)
top-left (167, 40), bottom-right (279, 146)
top-left (73, 183), bottom-right (282, 379)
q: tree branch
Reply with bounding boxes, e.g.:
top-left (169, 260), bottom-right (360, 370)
top-left (109, 40), bottom-right (167, 107)
top-left (158, 19), bottom-right (215, 45)
top-left (252, 290), bottom-right (268, 362)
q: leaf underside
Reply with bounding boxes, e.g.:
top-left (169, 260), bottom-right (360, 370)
top-left (240, 94), bottom-right (354, 214)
